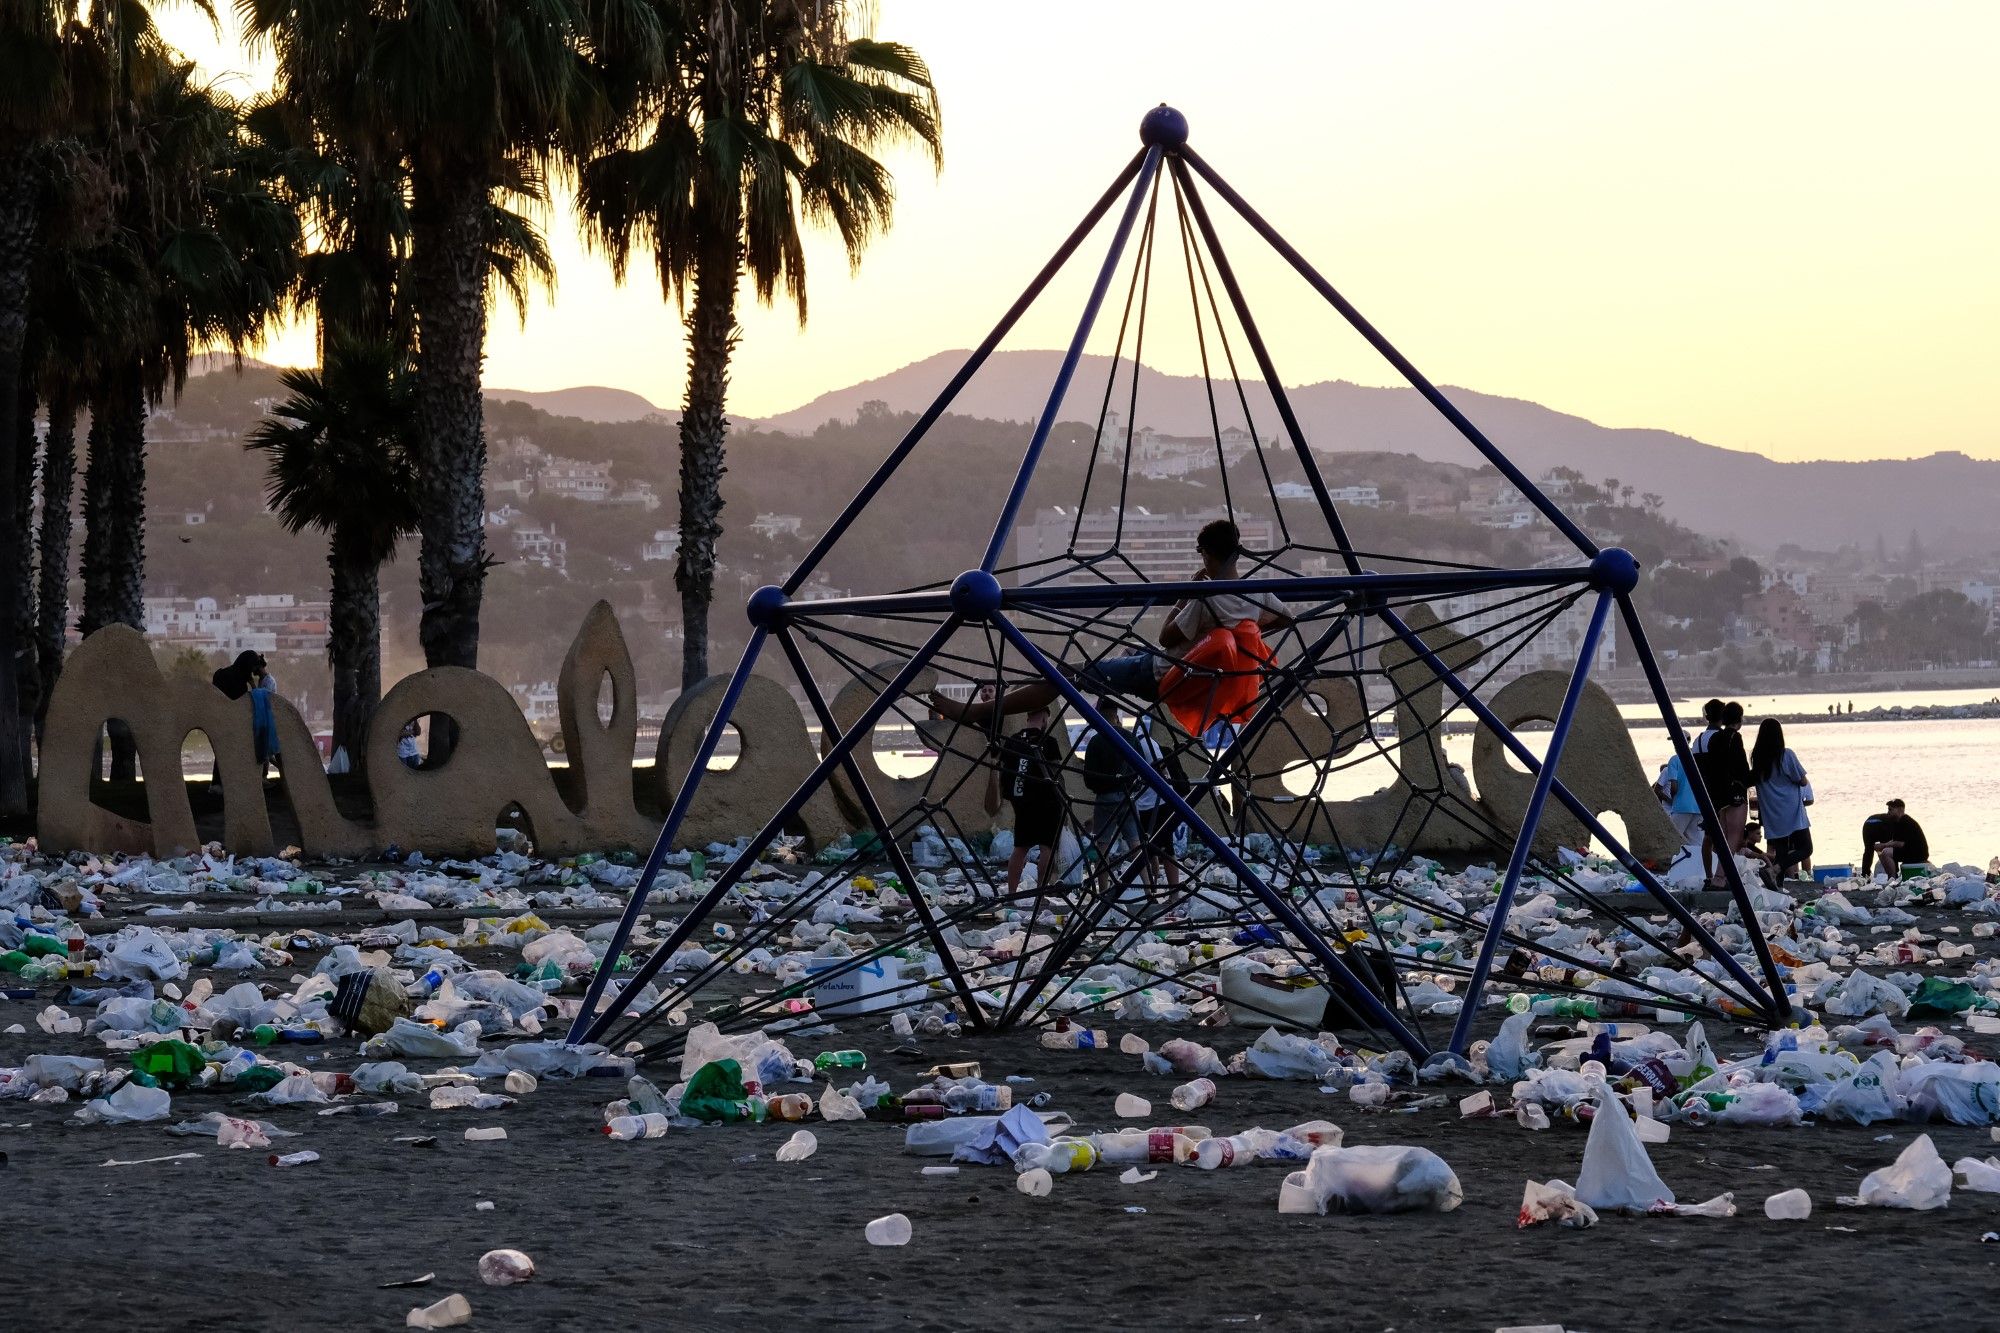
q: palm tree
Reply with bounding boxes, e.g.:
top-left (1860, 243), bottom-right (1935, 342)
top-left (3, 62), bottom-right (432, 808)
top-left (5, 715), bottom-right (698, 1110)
top-left (0, 2), bottom-right (101, 814)
top-left (580, 2), bottom-right (941, 688)
top-left (243, 0), bottom-right (645, 679)
top-left (78, 50), bottom-right (298, 776)
top-left (247, 339), bottom-right (421, 776)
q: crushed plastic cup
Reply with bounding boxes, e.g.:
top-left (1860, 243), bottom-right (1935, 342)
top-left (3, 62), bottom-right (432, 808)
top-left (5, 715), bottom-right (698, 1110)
top-left (1764, 1188), bottom-right (1813, 1220)
top-left (1458, 1091), bottom-right (1494, 1118)
top-left (775, 1130), bottom-right (818, 1163)
top-left (1114, 1093), bottom-right (1151, 1119)
top-left (406, 1293), bottom-right (472, 1328)
top-left (477, 1249), bottom-right (535, 1286)
top-left (1017, 1168), bottom-right (1053, 1197)
top-left (1277, 1170), bottom-right (1318, 1215)
top-left (1517, 1103), bottom-right (1550, 1131)
top-left (865, 1213), bottom-right (912, 1247)
top-left (463, 1127), bottom-right (507, 1142)
top-left (503, 1071), bottom-right (537, 1095)
top-left (1119, 1033), bottom-right (1150, 1056)
top-left (1119, 1167), bottom-right (1157, 1184)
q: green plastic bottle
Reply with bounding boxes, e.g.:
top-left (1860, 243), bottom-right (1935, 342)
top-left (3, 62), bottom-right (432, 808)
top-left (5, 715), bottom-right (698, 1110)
top-left (813, 1050), bottom-right (867, 1074)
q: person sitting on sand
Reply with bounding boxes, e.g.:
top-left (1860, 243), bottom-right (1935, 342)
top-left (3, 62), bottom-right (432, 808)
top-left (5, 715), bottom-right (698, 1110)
top-left (1736, 820), bottom-right (1779, 891)
top-left (931, 519), bottom-right (1293, 731)
top-left (1863, 798), bottom-right (1930, 880)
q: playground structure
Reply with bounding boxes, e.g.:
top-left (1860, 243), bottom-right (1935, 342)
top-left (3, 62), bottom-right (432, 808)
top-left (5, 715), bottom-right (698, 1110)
top-left (571, 106), bottom-right (1787, 1064)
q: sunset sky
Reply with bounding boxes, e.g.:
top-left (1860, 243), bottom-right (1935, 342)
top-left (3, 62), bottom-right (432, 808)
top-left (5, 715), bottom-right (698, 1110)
top-left (160, 2), bottom-right (1997, 463)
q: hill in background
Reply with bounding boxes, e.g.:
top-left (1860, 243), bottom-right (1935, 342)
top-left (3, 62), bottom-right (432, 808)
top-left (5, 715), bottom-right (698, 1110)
top-left (756, 350), bottom-right (2000, 556)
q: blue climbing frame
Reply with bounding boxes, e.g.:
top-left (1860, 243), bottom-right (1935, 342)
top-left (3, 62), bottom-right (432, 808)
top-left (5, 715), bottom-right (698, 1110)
top-left (570, 106), bottom-right (1788, 1054)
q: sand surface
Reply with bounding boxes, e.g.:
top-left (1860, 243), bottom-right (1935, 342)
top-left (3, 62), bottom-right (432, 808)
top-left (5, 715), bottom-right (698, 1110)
top-left (8, 911), bottom-right (2000, 1331)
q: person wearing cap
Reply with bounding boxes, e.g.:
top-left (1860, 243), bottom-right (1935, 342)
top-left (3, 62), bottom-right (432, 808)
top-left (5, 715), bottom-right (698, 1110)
top-left (1863, 798), bottom-right (1929, 879)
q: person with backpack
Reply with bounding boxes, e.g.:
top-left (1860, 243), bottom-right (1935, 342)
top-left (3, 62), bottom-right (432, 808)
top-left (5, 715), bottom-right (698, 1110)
top-left (1081, 697), bottom-right (1139, 863)
top-left (1130, 721), bottom-right (1189, 893)
top-left (985, 708), bottom-right (1067, 900)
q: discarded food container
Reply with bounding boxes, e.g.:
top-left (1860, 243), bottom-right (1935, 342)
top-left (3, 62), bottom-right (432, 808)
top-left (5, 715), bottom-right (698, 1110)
top-left (807, 957), bottom-right (902, 1018)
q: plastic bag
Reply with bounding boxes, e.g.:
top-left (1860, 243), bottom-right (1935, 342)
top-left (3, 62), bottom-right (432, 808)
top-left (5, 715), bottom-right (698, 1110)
top-left (464, 1041), bottom-right (610, 1079)
top-left (1953, 1156), bottom-right (2000, 1193)
top-left (1898, 1062), bottom-right (2000, 1125)
top-left (1485, 1010), bottom-right (1538, 1081)
top-left (1234, 1029), bottom-right (1339, 1082)
top-left (75, 1081), bottom-right (171, 1124)
top-left (1855, 1133), bottom-right (1950, 1210)
top-left (98, 929), bottom-right (186, 984)
top-left (1819, 970), bottom-right (1910, 1020)
top-left (1158, 1037), bottom-right (1227, 1078)
top-left (1713, 1083), bottom-right (1804, 1127)
top-left (680, 1059), bottom-right (755, 1123)
top-left (1575, 1087), bottom-right (1675, 1214)
top-left (1295, 1144), bottom-right (1462, 1214)
top-left (1804, 1051), bottom-right (1901, 1125)
top-left (361, 1017), bottom-right (481, 1060)
top-left (1907, 976), bottom-right (1984, 1019)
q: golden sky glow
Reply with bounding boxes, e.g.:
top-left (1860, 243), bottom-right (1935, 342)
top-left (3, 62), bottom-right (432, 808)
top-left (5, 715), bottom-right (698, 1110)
top-left (159, 2), bottom-right (1998, 462)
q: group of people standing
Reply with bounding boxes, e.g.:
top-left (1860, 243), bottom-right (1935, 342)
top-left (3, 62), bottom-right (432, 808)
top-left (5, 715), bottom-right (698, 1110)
top-left (1657, 698), bottom-right (1814, 887)
top-left (1658, 697), bottom-right (1933, 888)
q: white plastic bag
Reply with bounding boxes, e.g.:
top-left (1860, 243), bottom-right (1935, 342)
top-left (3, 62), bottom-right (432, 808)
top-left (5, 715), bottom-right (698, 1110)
top-left (1898, 1062), bottom-right (2000, 1126)
top-left (1296, 1144), bottom-right (1463, 1214)
top-left (1952, 1156), bottom-right (2000, 1193)
top-left (1819, 970), bottom-right (1910, 1020)
top-left (362, 1017), bottom-right (481, 1060)
top-left (76, 1081), bottom-right (171, 1124)
top-left (1485, 1010), bottom-right (1538, 1081)
top-left (1855, 1134), bottom-right (1951, 1210)
top-left (1574, 1087), bottom-right (1675, 1214)
top-left (1807, 1051), bottom-right (1901, 1125)
top-left (98, 929), bottom-right (186, 984)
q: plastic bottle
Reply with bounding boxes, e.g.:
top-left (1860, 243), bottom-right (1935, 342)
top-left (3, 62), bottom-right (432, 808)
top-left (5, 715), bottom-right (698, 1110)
top-left (763, 1093), bottom-right (814, 1122)
top-left (605, 1112), bottom-right (671, 1140)
top-left (1170, 1078), bottom-right (1217, 1112)
top-left (1015, 1137), bottom-right (1098, 1174)
top-left (864, 1213), bottom-right (912, 1247)
top-left (268, 1150), bottom-right (321, 1167)
top-left (1039, 1026), bottom-right (1110, 1050)
top-left (942, 1082), bottom-right (1011, 1113)
top-left (813, 1050), bottom-right (867, 1074)
top-left (1093, 1129), bottom-right (1197, 1165)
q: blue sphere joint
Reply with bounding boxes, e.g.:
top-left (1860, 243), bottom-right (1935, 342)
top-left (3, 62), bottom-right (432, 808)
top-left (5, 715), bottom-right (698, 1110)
top-left (746, 583), bottom-right (789, 629)
top-left (1139, 104), bottom-right (1188, 148)
top-left (1590, 547), bottom-right (1641, 595)
top-left (949, 569), bottom-right (1005, 620)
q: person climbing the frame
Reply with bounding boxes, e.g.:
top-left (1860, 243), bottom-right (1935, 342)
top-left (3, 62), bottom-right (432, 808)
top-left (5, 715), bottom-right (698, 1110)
top-left (985, 707), bottom-right (1067, 900)
top-left (930, 519), bottom-right (1295, 737)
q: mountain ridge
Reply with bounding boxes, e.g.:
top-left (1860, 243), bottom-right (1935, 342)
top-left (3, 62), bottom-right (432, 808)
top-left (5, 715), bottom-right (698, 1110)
top-left (749, 349), bottom-right (1999, 553)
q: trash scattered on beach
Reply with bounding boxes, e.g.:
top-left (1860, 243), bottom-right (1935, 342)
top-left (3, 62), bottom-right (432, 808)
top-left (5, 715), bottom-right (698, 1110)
top-left (864, 1213), bottom-right (912, 1246)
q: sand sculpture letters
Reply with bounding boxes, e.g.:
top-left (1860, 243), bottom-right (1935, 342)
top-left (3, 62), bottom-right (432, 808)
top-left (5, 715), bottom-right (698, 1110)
top-left (36, 603), bottom-right (1667, 865)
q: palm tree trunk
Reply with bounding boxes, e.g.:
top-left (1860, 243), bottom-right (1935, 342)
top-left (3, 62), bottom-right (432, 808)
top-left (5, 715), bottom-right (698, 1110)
top-left (675, 224), bottom-right (740, 690)
top-left (80, 361), bottom-right (146, 781)
top-left (0, 148), bottom-right (33, 815)
top-left (13, 364), bottom-right (40, 774)
top-left (408, 167), bottom-right (491, 676)
top-left (34, 388), bottom-right (75, 737)
top-left (327, 529), bottom-right (381, 781)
